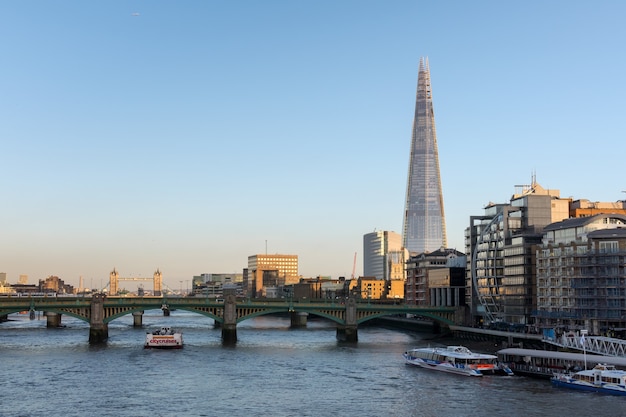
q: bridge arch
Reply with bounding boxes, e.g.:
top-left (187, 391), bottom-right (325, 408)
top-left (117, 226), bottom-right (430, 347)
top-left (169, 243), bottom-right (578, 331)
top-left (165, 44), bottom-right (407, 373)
top-left (102, 306), bottom-right (225, 324)
top-left (234, 308), bottom-right (289, 324)
top-left (233, 309), bottom-right (346, 325)
top-left (356, 311), bottom-right (455, 327)
top-left (0, 306), bottom-right (92, 324)
top-left (294, 310), bottom-right (345, 325)
top-left (174, 307), bottom-right (223, 323)
top-left (41, 307), bottom-right (90, 323)
top-left (104, 306), bottom-right (157, 324)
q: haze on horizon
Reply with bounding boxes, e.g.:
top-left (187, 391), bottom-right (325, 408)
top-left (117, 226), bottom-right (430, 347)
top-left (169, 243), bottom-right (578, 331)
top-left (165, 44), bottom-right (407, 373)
top-left (1, 1), bottom-right (625, 289)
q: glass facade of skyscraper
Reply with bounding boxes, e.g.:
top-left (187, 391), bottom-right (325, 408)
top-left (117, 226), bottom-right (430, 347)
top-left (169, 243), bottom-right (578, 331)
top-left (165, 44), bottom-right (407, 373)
top-left (402, 57), bottom-right (447, 254)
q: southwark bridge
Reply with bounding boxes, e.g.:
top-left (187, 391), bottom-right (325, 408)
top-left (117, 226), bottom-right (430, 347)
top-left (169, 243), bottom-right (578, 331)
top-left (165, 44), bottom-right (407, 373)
top-left (0, 294), bottom-right (463, 344)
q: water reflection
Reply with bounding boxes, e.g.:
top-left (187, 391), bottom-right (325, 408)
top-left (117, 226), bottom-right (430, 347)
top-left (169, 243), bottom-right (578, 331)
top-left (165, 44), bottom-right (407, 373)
top-left (1, 312), bottom-right (624, 417)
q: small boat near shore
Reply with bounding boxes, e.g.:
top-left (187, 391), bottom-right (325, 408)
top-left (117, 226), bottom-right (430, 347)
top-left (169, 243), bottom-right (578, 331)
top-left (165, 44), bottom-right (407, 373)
top-left (403, 345), bottom-right (513, 377)
top-left (145, 326), bottom-right (183, 349)
top-left (551, 364), bottom-right (626, 396)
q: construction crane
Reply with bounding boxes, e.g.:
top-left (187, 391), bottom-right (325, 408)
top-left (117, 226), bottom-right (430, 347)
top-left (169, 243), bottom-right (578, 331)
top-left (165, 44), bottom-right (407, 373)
top-left (351, 252), bottom-right (357, 280)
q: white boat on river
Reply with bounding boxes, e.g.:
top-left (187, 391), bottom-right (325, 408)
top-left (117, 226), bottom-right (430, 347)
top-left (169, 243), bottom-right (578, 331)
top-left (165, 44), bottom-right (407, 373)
top-left (145, 326), bottom-right (183, 349)
top-left (403, 345), bottom-right (513, 377)
top-left (551, 364), bottom-right (626, 396)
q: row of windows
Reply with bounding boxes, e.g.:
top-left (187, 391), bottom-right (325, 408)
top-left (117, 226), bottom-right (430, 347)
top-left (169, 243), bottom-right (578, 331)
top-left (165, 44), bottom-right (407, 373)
top-left (540, 243), bottom-right (624, 258)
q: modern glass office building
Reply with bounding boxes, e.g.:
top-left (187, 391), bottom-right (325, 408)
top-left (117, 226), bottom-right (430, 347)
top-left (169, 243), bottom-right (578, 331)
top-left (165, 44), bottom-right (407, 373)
top-left (402, 57), bottom-right (447, 254)
top-left (363, 231), bottom-right (405, 281)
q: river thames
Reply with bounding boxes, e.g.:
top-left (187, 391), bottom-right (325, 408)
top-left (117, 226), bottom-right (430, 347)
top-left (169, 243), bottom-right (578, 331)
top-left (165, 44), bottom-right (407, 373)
top-left (1, 310), bottom-right (624, 417)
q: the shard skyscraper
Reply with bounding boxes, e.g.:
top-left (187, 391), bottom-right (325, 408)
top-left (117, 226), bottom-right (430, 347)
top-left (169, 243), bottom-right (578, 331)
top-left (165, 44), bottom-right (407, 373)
top-left (402, 57), bottom-right (447, 254)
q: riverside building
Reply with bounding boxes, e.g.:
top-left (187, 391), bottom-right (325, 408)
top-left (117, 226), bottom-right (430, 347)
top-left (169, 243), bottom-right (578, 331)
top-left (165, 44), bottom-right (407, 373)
top-left (405, 248), bottom-right (465, 307)
top-left (464, 180), bottom-right (569, 327)
top-left (535, 214), bottom-right (626, 335)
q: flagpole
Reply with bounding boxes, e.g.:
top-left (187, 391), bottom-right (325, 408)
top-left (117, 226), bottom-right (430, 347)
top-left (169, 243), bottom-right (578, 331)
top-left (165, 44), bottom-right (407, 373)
top-left (581, 329), bottom-right (588, 370)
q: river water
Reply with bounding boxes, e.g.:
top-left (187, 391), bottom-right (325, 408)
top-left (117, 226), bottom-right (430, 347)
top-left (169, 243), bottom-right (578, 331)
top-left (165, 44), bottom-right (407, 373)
top-left (1, 310), bottom-right (624, 417)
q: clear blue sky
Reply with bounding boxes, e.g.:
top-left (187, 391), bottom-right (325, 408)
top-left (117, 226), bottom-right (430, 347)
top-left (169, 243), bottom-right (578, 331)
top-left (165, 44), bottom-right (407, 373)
top-left (1, 1), bottom-right (625, 289)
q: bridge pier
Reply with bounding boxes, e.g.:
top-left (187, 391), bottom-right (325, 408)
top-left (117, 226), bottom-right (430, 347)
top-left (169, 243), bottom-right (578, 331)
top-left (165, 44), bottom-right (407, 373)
top-left (337, 297), bottom-right (358, 342)
top-left (221, 294), bottom-right (237, 345)
top-left (89, 293), bottom-right (108, 344)
top-left (132, 311), bottom-right (144, 327)
top-left (162, 305), bottom-right (170, 316)
top-left (222, 323), bottom-right (237, 344)
top-left (432, 321), bottom-right (441, 334)
top-left (336, 325), bottom-right (358, 342)
top-left (45, 312), bottom-right (62, 328)
top-left (290, 311), bottom-right (308, 328)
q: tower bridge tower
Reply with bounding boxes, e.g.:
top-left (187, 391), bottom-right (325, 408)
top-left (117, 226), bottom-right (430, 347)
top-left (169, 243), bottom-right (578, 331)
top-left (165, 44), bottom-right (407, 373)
top-left (108, 268), bottom-right (163, 296)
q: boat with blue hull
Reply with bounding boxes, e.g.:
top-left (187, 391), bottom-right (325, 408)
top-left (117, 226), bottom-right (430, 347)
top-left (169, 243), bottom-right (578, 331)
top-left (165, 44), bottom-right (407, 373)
top-left (551, 364), bottom-right (626, 396)
top-left (403, 345), bottom-right (513, 377)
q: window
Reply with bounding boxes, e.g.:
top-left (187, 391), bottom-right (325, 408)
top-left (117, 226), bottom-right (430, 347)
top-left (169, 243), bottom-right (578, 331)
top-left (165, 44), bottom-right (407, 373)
top-left (599, 241), bottom-right (619, 253)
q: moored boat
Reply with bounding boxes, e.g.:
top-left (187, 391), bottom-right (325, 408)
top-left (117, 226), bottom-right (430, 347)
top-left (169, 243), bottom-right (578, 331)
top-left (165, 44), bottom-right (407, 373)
top-left (497, 348), bottom-right (626, 379)
top-left (403, 345), bottom-right (513, 377)
top-left (145, 326), bottom-right (183, 349)
top-left (551, 364), bottom-right (626, 396)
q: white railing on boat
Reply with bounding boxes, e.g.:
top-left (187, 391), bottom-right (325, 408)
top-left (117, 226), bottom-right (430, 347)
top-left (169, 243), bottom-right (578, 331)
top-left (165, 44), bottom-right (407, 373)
top-left (544, 334), bottom-right (626, 357)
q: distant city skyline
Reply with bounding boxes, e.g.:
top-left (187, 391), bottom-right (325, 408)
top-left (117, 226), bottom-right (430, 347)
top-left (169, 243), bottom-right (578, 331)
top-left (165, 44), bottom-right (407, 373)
top-left (1, 2), bottom-right (625, 288)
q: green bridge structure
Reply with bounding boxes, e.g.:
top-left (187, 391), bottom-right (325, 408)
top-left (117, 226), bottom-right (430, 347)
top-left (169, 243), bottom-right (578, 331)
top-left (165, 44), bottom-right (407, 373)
top-left (0, 294), bottom-right (464, 344)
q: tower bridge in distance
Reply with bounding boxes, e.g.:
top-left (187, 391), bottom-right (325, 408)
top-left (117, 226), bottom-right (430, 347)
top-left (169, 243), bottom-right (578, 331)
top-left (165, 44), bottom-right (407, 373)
top-left (109, 268), bottom-right (162, 295)
top-left (0, 294), bottom-right (463, 344)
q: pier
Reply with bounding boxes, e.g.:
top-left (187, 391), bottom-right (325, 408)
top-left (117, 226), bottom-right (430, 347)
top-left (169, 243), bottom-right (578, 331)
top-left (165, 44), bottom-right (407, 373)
top-left (543, 333), bottom-right (626, 357)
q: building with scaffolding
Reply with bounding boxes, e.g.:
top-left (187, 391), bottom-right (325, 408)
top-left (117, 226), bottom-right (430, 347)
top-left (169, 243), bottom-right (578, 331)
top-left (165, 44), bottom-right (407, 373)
top-left (402, 57), bottom-right (447, 255)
